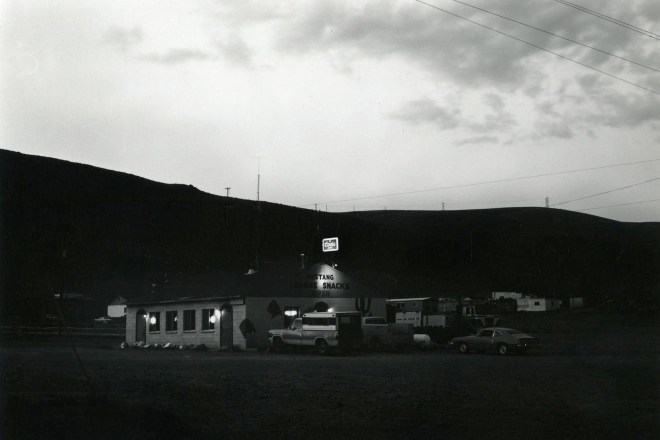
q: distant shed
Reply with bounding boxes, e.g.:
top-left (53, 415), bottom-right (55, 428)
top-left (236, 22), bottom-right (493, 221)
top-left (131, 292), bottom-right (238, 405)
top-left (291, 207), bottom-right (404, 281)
top-left (569, 297), bottom-right (584, 308)
top-left (107, 296), bottom-right (127, 318)
top-left (516, 297), bottom-right (562, 312)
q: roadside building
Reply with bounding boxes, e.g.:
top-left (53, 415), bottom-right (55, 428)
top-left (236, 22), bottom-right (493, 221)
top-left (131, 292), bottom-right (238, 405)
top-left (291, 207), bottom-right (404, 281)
top-left (516, 297), bottom-right (562, 312)
top-left (569, 297), bottom-right (584, 308)
top-left (107, 296), bottom-right (128, 318)
top-left (125, 263), bottom-right (386, 351)
top-left (492, 291), bottom-right (524, 300)
top-left (437, 297), bottom-right (459, 313)
top-left (387, 297), bottom-right (453, 327)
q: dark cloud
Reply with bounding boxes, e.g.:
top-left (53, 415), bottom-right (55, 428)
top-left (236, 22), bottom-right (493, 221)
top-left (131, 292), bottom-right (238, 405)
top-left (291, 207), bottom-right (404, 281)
top-left (273, 3), bottom-right (657, 92)
top-left (389, 98), bottom-right (460, 129)
top-left (275, 2), bottom-right (538, 88)
top-left (533, 121), bottom-right (575, 140)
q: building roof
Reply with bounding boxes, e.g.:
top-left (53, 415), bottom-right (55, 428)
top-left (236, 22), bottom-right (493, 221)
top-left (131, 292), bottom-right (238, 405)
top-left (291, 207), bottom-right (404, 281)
top-left (108, 296), bottom-right (128, 306)
top-left (127, 263), bottom-right (385, 306)
top-left (127, 270), bottom-right (241, 306)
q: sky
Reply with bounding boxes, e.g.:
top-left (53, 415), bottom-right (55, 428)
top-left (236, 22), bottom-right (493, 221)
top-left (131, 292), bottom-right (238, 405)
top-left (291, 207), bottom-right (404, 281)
top-left (2, 0), bottom-right (659, 222)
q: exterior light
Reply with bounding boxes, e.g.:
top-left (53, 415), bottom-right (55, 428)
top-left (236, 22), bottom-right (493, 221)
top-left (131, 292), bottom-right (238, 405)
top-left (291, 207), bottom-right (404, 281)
top-left (328, 308), bottom-right (334, 313)
top-left (284, 310), bottom-right (298, 317)
top-left (210, 315), bottom-right (217, 324)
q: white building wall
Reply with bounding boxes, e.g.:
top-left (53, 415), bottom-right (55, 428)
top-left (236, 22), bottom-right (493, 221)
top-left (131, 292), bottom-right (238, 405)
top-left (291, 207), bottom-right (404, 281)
top-left (127, 296), bottom-right (386, 351)
top-left (516, 298), bottom-right (562, 312)
top-left (570, 297), bottom-right (584, 308)
top-left (107, 304), bottom-right (126, 318)
top-left (125, 298), bottom-right (245, 349)
top-left (492, 292), bottom-right (523, 300)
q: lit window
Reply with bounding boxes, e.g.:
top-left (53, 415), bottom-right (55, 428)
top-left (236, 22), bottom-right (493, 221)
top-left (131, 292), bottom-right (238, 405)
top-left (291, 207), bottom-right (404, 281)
top-left (166, 311), bottom-right (178, 332)
top-left (183, 309), bottom-right (196, 331)
top-left (148, 312), bottom-right (160, 332)
top-left (202, 309), bottom-right (216, 331)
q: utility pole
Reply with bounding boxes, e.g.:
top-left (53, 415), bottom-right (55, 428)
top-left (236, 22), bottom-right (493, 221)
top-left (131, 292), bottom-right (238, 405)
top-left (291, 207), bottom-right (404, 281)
top-left (256, 161), bottom-right (261, 271)
top-left (223, 187), bottom-right (230, 262)
top-left (442, 202), bottom-right (445, 211)
top-left (545, 197), bottom-right (549, 208)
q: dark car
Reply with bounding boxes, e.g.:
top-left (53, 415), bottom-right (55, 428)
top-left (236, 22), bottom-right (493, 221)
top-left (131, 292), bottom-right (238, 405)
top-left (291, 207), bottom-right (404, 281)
top-left (448, 327), bottom-right (539, 355)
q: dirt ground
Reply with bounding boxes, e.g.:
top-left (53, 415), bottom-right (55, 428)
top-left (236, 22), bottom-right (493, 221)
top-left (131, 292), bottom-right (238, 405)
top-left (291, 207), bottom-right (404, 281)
top-left (1, 312), bottom-right (658, 440)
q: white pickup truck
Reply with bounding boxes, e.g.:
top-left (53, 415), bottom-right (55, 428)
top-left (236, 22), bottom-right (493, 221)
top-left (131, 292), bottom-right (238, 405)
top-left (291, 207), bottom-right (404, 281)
top-left (362, 316), bottom-right (414, 350)
top-left (268, 311), bottom-right (363, 355)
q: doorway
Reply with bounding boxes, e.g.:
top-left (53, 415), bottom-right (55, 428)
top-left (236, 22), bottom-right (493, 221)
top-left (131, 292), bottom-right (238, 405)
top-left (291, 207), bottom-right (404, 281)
top-left (136, 309), bottom-right (147, 343)
top-left (220, 304), bottom-right (233, 350)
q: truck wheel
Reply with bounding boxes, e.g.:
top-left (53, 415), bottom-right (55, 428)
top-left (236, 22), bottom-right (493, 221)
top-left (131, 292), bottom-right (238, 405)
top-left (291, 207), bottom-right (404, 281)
top-left (317, 340), bottom-right (329, 356)
top-left (459, 342), bottom-right (469, 354)
top-left (272, 338), bottom-right (284, 353)
top-left (498, 343), bottom-right (508, 355)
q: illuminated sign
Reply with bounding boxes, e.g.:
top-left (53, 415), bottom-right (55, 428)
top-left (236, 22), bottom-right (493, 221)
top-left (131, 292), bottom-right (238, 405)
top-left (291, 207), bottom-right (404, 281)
top-left (322, 237), bottom-right (339, 252)
top-left (289, 272), bottom-right (351, 297)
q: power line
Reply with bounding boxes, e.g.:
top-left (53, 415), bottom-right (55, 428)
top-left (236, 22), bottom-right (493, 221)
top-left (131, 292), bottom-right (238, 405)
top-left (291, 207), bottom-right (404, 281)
top-left (551, 177), bottom-right (660, 207)
top-left (413, 0), bottom-right (660, 96)
top-left (445, 0), bottom-right (659, 72)
top-left (308, 158), bottom-right (660, 207)
top-left (553, 0), bottom-right (660, 41)
top-left (578, 198), bottom-right (660, 212)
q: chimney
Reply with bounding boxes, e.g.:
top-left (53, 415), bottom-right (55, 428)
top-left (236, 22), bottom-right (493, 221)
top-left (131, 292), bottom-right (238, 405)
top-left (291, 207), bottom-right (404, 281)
top-left (300, 253), bottom-right (305, 269)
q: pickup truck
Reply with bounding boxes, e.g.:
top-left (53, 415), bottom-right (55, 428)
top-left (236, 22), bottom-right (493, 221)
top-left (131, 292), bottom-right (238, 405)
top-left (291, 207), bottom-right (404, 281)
top-left (268, 311), bottom-right (363, 355)
top-left (362, 316), bottom-right (414, 350)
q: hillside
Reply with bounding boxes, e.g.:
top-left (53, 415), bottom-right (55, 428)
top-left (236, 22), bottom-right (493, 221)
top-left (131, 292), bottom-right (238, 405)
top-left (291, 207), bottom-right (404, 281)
top-left (1, 149), bottom-right (658, 323)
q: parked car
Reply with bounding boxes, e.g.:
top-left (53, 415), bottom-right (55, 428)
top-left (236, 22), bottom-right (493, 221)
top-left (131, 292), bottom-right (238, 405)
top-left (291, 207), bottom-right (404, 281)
top-left (93, 316), bottom-right (113, 324)
top-left (448, 327), bottom-right (539, 355)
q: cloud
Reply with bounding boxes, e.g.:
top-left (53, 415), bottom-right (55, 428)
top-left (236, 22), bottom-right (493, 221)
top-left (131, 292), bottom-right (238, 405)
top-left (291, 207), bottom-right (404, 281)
top-left (389, 98), bottom-right (460, 129)
top-left (102, 26), bottom-right (143, 52)
top-left (140, 48), bottom-right (215, 64)
top-left (455, 135), bottom-right (499, 146)
top-left (215, 34), bottom-right (254, 68)
top-left (273, 1), bottom-right (567, 89)
top-left (139, 37), bottom-right (254, 67)
top-left (533, 121), bottom-right (575, 140)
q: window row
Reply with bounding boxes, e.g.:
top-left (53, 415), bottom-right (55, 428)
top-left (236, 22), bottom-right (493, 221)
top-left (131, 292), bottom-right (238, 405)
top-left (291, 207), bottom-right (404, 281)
top-left (148, 309), bottom-right (218, 333)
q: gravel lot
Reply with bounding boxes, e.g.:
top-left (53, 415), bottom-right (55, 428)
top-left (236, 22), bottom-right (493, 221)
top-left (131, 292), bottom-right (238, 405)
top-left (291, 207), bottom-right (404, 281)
top-left (1, 317), bottom-right (658, 440)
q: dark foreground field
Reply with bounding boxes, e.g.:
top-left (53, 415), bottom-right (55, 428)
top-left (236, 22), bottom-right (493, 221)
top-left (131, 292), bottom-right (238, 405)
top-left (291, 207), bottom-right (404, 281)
top-left (1, 311), bottom-right (658, 440)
